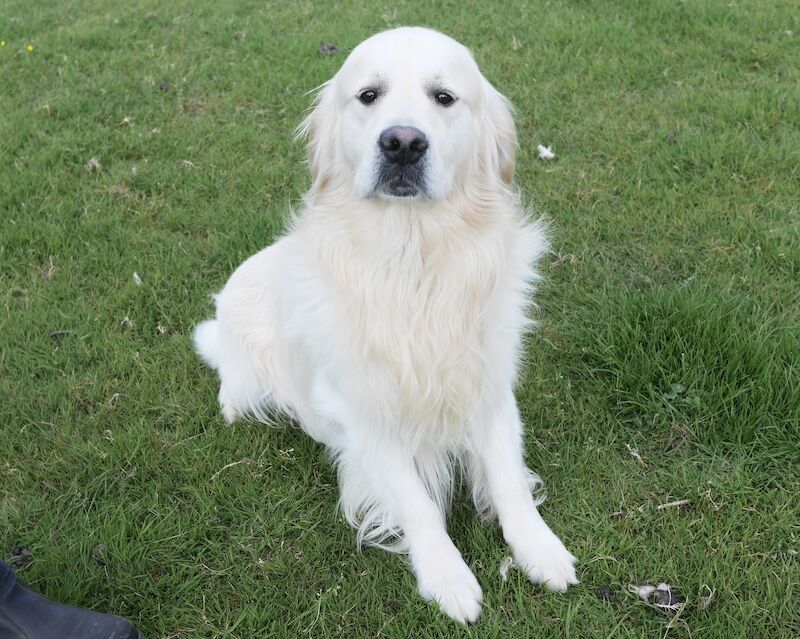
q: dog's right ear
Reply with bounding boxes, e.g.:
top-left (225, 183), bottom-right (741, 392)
top-left (296, 80), bottom-right (337, 190)
top-left (480, 80), bottom-right (517, 186)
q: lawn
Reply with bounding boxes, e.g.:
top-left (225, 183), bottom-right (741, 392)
top-left (1, 1), bottom-right (799, 637)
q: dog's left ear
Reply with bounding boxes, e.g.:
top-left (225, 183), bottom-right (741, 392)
top-left (296, 80), bottom-right (337, 190)
top-left (481, 80), bottom-right (517, 185)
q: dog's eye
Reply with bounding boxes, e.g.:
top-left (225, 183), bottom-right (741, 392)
top-left (434, 91), bottom-right (455, 106)
top-left (358, 89), bottom-right (378, 105)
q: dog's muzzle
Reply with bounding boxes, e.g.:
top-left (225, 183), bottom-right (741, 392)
top-left (375, 126), bottom-right (429, 198)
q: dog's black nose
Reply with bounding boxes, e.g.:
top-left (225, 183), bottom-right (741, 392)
top-left (378, 126), bottom-right (428, 165)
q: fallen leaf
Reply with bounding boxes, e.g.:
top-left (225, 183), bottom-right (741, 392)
top-left (318, 42), bottom-right (342, 55)
top-left (91, 544), bottom-right (107, 566)
top-left (596, 585), bottom-right (615, 602)
top-left (10, 546), bottom-right (32, 568)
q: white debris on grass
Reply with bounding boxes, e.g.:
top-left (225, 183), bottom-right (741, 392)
top-left (133, 272), bottom-right (143, 286)
top-left (656, 499), bottom-right (690, 510)
top-left (630, 583), bottom-right (658, 601)
top-left (499, 556), bottom-right (515, 581)
top-left (537, 144), bottom-right (556, 160)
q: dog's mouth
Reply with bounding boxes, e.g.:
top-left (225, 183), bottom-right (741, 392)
top-left (382, 175), bottom-right (421, 198)
top-left (374, 162), bottom-right (428, 199)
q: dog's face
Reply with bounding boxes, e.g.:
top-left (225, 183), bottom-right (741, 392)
top-left (302, 28), bottom-right (517, 201)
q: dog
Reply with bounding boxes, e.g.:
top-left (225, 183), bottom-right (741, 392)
top-left (194, 27), bottom-right (578, 623)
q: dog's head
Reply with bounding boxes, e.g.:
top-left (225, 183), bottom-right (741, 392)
top-left (300, 27), bottom-right (517, 202)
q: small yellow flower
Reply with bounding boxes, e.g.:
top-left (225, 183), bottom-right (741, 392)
top-left (0, 41), bottom-right (6, 47)
top-left (26, 44), bottom-right (33, 52)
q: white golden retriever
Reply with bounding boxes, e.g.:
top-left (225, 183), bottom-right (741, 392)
top-left (194, 27), bottom-right (578, 622)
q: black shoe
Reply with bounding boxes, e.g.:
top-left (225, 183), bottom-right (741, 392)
top-left (0, 576), bottom-right (143, 639)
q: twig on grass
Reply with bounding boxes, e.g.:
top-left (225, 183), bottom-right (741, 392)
top-left (698, 585), bottom-right (716, 610)
top-left (625, 443), bottom-right (644, 464)
top-left (656, 499), bottom-right (690, 511)
top-left (210, 457), bottom-right (253, 480)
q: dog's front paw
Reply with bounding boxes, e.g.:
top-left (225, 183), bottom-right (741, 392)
top-left (513, 531), bottom-right (579, 592)
top-left (414, 547), bottom-right (483, 623)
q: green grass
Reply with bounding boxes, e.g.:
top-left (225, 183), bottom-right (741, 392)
top-left (1, 1), bottom-right (798, 637)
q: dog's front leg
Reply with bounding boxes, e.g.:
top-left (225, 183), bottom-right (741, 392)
top-left (338, 439), bottom-right (483, 623)
top-left (474, 390), bottom-right (579, 591)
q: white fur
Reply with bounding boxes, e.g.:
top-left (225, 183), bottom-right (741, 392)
top-left (194, 27), bottom-right (578, 623)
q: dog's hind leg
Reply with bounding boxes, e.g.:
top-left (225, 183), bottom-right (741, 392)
top-left (193, 319), bottom-right (222, 370)
top-left (194, 318), bottom-right (274, 424)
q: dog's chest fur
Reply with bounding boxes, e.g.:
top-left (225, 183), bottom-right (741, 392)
top-left (305, 207), bottom-right (522, 440)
